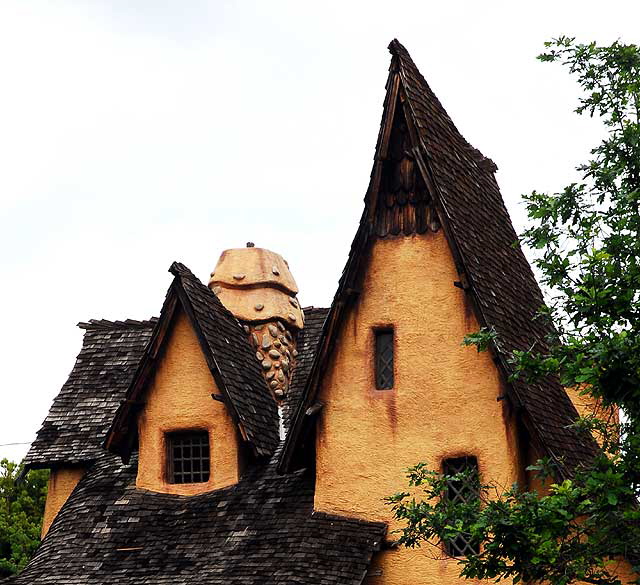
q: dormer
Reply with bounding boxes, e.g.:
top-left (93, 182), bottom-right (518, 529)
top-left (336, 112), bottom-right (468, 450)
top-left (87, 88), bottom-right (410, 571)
top-left (105, 262), bottom-right (280, 495)
top-left (134, 307), bottom-right (241, 495)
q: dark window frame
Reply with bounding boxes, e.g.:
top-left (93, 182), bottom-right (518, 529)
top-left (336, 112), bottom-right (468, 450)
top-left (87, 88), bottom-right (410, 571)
top-left (374, 327), bottom-right (394, 390)
top-left (166, 430), bottom-right (210, 485)
top-left (442, 456), bottom-right (480, 558)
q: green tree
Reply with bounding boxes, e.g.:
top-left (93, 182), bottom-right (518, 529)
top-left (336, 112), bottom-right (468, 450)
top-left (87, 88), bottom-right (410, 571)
top-left (0, 460), bottom-right (48, 577)
top-left (388, 38), bottom-right (640, 585)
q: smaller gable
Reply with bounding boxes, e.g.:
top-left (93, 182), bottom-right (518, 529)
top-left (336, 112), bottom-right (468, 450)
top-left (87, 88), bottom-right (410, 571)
top-left (106, 262), bottom-right (279, 461)
top-left (136, 308), bottom-right (240, 494)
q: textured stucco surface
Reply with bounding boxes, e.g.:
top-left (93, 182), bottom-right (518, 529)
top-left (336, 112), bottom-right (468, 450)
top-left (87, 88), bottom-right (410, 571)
top-left (136, 309), bottom-right (240, 495)
top-left (41, 466), bottom-right (85, 537)
top-left (314, 231), bottom-right (523, 585)
top-left (565, 385), bottom-right (619, 430)
top-left (210, 247), bottom-right (299, 293)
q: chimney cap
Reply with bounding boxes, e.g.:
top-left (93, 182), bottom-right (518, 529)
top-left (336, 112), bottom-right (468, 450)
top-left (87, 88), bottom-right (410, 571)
top-left (208, 246), bottom-right (303, 328)
top-left (209, 247), bottom-right (298, 294)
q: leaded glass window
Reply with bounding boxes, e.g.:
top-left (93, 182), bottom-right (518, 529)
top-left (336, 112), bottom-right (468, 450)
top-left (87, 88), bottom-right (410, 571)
top-left (167, 431), bottom-right (210, 484)
top-left (375, 329), bottom-right (394, 389)
top-left (443, 456), bottom-right (480, 557)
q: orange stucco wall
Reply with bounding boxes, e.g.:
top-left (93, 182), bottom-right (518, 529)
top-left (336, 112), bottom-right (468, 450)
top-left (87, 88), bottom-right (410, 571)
top-left (41, 466), bottom-right (85, 538)
top-left (565, 385), bottom-right (619, 430)
top-left (314, 231), bottom-right (524, 585)
top-left (136, 308), bottom-right (240, 495)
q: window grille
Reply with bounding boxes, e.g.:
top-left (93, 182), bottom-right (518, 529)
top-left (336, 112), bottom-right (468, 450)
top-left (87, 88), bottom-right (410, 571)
top-left (375, 329), bottom-right (394, 389)
top-left (167, 431), bottom-right (210, 484)
top-left (443, 456), bottom-right (480, 557)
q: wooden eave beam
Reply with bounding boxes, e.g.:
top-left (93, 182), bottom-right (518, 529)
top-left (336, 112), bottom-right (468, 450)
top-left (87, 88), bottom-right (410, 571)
top-left (366, 71), bottom-right (401, 225)
top-left (279, 69), bottom-right (412, 474)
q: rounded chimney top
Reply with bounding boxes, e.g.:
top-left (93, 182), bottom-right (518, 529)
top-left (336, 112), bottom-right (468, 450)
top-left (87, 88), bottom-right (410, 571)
top-left (208, 247), bottom-right (304, 329)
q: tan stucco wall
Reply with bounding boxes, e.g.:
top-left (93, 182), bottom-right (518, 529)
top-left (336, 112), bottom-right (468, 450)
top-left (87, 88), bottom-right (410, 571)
top-left (136, 308), bottom-right (240, 495)
top-left (565, 385), bottom-right (619, 429)
top-left (41, 466), bottom-right (85, 538)
top-left (314, 231), bottom-right (523, 585)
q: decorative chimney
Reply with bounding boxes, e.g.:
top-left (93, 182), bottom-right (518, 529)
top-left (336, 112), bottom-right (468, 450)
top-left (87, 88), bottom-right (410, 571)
top-left (209, 245), bottom-right (304, 401)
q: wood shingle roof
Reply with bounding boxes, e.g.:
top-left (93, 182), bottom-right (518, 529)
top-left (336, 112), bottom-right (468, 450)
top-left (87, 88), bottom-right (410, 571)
top-left (14, 38), bottom-right (601, 585)
top-left (23, 319), bottom-right (156, 469)
top-left (9, 452), bottom-right (385, 585)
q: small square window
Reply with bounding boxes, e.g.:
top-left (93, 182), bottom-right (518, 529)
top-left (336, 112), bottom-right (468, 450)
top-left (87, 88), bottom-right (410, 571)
top-left (442, 456), bottom-right (480, 557)
top-left (166, 431), bottom-right (210, 484)
top-left (375, 329), bottom-right (394, 389)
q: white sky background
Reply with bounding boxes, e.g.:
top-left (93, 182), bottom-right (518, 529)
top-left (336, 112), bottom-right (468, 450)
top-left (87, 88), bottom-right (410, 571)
top-left (1, 0), bottom-right (639, 462)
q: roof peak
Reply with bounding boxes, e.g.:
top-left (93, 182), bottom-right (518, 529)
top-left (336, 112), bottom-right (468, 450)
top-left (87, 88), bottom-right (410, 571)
top-left (168, 260), bottom-right (193, 278)
top-left (387, 38), bottom-right (405, 54)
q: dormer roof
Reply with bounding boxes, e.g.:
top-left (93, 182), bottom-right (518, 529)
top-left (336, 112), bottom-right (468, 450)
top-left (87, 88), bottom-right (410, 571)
top-left (105, 262), bottom-right (279, 460)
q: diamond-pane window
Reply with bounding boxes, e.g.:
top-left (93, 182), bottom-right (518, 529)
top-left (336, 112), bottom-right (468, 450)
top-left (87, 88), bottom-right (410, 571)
top-left (167, 431), bottom-right (210, 484)
top-left (443, 456), bottom-right (480, 557)
top-left (375, 329), bottom-right (394, 389)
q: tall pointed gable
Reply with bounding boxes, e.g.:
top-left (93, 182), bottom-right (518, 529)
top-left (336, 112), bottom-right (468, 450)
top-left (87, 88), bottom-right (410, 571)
top-left (106, 262), bottom-right (279, 460)
top-left (281, 40), bottom-right (596, 475)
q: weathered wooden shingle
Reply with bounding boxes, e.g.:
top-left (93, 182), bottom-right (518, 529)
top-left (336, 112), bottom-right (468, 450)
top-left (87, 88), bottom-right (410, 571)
top-left (9, 453), bottom-right (385, 585)
top-left (23, 320), bottom-right (156, 469)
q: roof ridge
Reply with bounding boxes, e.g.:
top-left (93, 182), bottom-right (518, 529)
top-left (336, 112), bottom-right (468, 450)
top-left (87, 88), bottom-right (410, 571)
top-left (77, 318), bottom-right (158, 330)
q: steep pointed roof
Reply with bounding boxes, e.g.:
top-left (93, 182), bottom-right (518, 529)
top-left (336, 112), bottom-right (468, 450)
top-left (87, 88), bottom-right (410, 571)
top-left (281, 40), bottom-right (596, 475)
top-left (106, 262), bottom-right (279, 459)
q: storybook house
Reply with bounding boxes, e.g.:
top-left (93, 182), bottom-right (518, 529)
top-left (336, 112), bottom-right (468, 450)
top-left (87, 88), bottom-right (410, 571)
top-left (9, 40), bottom-right (618, 585)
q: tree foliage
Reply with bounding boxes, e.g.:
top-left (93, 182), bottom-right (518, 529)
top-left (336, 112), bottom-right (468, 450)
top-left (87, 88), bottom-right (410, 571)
top-left (0, 460), bottom-right (48, 577)
top-left (388, 38), bottom-right (640, 585)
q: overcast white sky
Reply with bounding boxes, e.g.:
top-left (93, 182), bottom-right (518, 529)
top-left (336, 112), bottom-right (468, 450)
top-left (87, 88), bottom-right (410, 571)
top-left (1, 0), bottom-right (639, 463)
